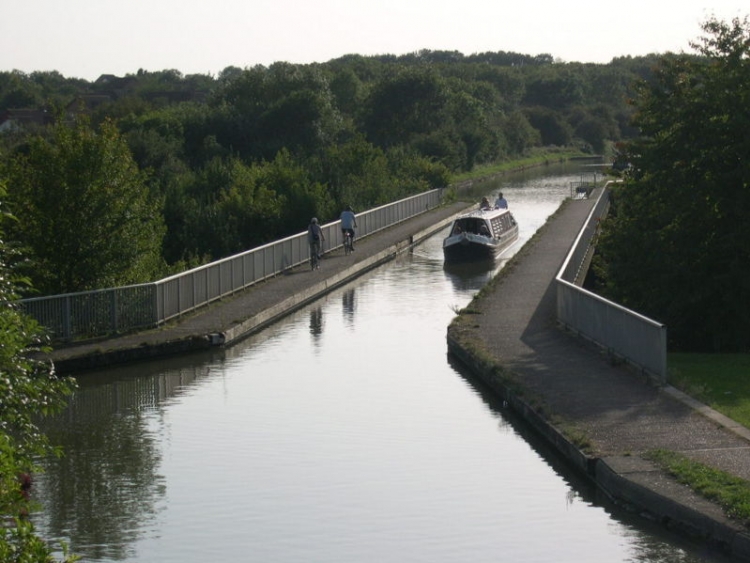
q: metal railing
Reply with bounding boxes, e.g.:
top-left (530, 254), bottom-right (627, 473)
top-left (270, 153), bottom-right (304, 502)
top-left (20, 189), bottom-right (443, 340)
top-left (555, 184), bottom-right (668, 384)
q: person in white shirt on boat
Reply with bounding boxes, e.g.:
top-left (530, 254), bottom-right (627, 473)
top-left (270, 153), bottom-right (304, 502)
top-left (494, 192), bottom-right (508, 209)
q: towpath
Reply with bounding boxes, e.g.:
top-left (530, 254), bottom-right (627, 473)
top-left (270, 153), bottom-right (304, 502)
top-left (447, 191), bottom-right (750, 559)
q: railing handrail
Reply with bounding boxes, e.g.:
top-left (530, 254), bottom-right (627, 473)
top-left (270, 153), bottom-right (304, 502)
top-left (19, 281), bottom-right (156, 303)
top-left (20, 189), bottom-right (443, 340)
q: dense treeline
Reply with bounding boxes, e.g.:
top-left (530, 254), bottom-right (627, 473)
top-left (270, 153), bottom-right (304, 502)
top-left (591, 17), bottom-right (750, 353)
top-left (0, 49), bottom-right (656, 294)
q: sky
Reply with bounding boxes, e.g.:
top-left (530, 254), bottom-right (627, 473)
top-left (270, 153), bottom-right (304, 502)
top-left (1, 0), bottom-right (747, 82)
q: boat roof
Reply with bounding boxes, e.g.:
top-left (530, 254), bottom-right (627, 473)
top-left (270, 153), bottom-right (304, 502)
top-left (454, 207), bottom-right (513, 221)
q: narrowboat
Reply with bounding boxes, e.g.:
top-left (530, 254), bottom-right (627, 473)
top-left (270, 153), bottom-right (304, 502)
top-left (443, 207), bottom-right (519, 262)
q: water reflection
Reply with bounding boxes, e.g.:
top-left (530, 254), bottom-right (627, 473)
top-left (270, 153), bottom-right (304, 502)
top-left (342, 288), bottom-right (356, 325)
top-left (32, 360), bottom-right (224, 561)
top-left (442, 259), bottom-right (501, 292)
top-left (309, 305), bottom-right (324, 340)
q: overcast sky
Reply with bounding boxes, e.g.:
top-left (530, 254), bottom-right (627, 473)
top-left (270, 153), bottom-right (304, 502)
top-left (2, 0), bottom-right (746, 81)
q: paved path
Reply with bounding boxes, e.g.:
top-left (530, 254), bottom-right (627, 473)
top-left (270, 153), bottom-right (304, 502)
top-left (45, 195), bottom-right (750, 558)
top-left (446, 192), bottom-right (750, 558)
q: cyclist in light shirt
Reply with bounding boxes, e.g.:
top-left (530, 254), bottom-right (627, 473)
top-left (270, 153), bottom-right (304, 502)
top-left (340, 205), bottom-right (358, 250)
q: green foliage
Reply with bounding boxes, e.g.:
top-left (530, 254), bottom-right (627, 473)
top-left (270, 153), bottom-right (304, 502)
top-left (593, 16), bottom-right (750, 352)
top-left (160, 155), bottom-right (284, 261)
top-left (645, 449), bottom-right (750, 524)
top-left (4, 118), bottom-right (166, 294)
top-left (261, 149), bottom-right (335, 232)
top-left (0, 517), bottom-right (79, 563)
top-left (361, 67), bottom-right (451, 149)
top-left (0, 46), bottom-right (652, 281)
top-left (502, 111), bottom-right (541, 154)
top-left (0, 180), bottom-right (78, 561)
top-left (212, 63), bottom-right (343, 162)
top-left (669, 353), bottom-right (750, 427)
top-left (316, 134), bottom-right (394, 208)
top-left (524, 106), bottom-right (574, 146)
top-left (523, 67), bottom-right (585, 109)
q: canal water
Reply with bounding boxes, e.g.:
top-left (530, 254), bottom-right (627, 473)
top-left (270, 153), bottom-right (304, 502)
top-left (32, 162), bottom-right (729, 562)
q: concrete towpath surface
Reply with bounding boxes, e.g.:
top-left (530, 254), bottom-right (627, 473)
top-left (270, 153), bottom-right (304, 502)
top-left (447, 191), bottom-right (750, 559)
top-left (44, 194), bottom-right (750, 558)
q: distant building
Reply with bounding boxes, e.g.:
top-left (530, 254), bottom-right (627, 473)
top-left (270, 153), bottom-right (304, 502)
top-left (0, 108), bottom-right (52, 133)
top-left (65, 94), bottom-right (113, 118)
top-left (93, 74), bottom-right (138, 96)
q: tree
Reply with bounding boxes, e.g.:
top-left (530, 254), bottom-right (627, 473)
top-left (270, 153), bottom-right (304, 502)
top-left (523, 66), bottom-right (585, 109)
top-left (523, 106), bottom-right (573, 146)
top-left (0, 71), bottom-right (42, 112)
top-left (503, 111), bottom-right (541, 154)
top-left (594, 16), bottom-right (750, 352)
top-left (165, 156), bottom-right (286, 260)
top-left (361, 68), bottom-right (450, 148)
top-left (5, 118), bottom-right (166, 294)
top-left (0, 180), bottom-right (78, 562)
top-left (213, 63), bottom-right (343, 162)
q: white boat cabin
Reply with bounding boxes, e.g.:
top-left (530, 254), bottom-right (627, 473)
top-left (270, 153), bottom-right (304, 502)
top-left (449, 209), bottom-right (516, 239)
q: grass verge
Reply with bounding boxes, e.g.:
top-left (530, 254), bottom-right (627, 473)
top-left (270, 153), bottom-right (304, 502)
top-left (450, 148), bottom-right (590, 184)
top-left (668, 353), bottom-right (750, 428)
top-left (645, 449), bottom-right (750, 525)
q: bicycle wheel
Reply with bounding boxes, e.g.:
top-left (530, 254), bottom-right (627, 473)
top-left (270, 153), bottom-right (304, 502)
top-left (310, 242), bottom-right (319, 270)
top-left (344, 234), bottom-right (352, 255)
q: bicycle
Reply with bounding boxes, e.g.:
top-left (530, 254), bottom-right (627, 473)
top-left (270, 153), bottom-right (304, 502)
top-left (343, 230), bottom-right (353, 255)
top-left (310, 240), bottom-right (321, 270)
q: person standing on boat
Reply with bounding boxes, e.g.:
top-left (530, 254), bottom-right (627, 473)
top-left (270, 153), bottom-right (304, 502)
top-left (480, 197), bottom-right (491, 210)
top-left (340, 205), bottom-right (358, 250)
top-left (494, 192), bottom-right (508, 209)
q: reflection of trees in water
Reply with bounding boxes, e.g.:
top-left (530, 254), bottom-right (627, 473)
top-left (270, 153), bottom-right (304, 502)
top-left (32, 365), bottom-right (212, 561)
top-left (342, 288), bottom-right (356, 324)
top-left (35, 412), bottom-right (163, 561)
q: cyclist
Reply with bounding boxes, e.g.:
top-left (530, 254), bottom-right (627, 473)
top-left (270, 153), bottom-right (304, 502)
top-left (308, 217), bottom-right (324, 269)
top-left (340, 205), bottom-right (358, 251)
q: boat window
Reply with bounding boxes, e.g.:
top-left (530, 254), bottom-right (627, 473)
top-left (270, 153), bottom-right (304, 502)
top-left (488, 213), bottom-right (517, 238)
top-left (490, 217), bottom-right (503, 237)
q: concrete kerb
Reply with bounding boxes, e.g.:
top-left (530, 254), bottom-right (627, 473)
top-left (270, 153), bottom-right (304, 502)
top-left (663, 386), bottom-right (750, 444)
top-left (596, 457), bottom-right (750, 558)
top-left (446, 335), bottom-right (595, 476)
